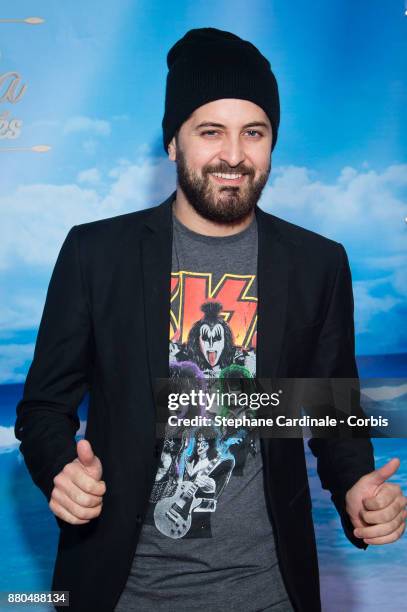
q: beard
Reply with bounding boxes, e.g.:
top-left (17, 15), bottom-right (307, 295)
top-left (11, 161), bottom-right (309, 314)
top-left (175, 146), bottom-right (271, 224)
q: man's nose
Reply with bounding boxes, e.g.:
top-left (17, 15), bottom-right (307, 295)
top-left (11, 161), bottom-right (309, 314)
top-left (218, 135), bottom-right (245, 168)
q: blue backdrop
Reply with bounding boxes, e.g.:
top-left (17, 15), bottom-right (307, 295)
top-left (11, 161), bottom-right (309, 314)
top-left (0, 2), bottom-right (406, 610)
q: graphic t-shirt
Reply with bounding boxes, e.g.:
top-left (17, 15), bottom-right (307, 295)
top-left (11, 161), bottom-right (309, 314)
top-left (114, 211), bottom-right (293, 612)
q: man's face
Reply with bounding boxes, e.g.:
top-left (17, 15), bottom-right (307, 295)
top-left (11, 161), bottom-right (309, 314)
top-left (168, 99), bottom-right (272, 224)
top-left (196, 434), bottom-right (209, 457)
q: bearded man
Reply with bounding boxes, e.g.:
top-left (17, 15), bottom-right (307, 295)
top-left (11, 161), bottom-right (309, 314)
top-left (15, 27), bottom-right (406, 612)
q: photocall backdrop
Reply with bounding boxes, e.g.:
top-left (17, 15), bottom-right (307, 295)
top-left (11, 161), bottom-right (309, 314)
top-left (0, 2), bottom-right (406, 611)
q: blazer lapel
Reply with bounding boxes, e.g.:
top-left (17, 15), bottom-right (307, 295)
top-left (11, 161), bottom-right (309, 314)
top-left (255, 205), bottom-right (291, 379)
top-left (140, 192), bottom-right (175, 386)
top-left (255, 206), bottom-right (296, 499)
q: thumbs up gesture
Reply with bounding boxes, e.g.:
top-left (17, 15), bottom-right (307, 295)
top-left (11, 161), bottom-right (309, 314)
top-left (345, 458), bottom-right (407, 545)
top-left (49, 439), bottom-right (106, 525)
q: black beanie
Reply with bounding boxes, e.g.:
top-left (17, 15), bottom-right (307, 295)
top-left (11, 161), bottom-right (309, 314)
top-left (162, 27), bottom-right (280, 154)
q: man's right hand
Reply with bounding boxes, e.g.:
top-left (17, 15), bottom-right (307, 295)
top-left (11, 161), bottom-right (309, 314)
top-left (49, 439), bottom-right (106, 525)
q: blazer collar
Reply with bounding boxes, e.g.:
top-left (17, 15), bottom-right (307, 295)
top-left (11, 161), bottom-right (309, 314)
top-left (140, 191), bottom-right (292, 383)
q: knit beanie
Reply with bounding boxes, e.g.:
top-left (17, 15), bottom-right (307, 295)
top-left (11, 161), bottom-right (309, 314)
top-left (162, 27), bottom-right (280, 154)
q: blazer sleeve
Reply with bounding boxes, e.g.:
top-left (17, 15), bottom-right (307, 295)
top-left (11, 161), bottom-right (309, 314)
top-left (307, 243), bottom-right (375, 549)
top-left (14, 226), bottom-right (94, 507)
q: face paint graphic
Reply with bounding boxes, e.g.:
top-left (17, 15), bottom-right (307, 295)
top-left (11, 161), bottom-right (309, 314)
top-left (199, 322), bottom-right (225, 367)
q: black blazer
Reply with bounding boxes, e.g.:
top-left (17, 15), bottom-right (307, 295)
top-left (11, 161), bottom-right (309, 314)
top-left (15, 191), bottom-right (375, 612)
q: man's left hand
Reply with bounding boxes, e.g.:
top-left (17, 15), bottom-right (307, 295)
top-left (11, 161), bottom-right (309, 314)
top-left (345, 457), bottom-right (407, 545)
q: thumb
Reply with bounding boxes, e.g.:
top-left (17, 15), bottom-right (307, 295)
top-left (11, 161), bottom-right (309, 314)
top-left (366, 457), bottom-right (400, 488)
top-left (76, 439), bottom-right (103, 480)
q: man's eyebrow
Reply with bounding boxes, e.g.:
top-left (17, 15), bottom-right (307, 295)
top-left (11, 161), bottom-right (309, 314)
top-left (194, 121), bottom-right (270, 131)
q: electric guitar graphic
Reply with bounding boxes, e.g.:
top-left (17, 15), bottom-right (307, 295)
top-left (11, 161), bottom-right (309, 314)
top-left (154, 456), bottom-right (221, 538)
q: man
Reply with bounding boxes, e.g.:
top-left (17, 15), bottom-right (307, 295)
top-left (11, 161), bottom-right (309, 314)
top-left (14, 27), bottom-right (406, 612)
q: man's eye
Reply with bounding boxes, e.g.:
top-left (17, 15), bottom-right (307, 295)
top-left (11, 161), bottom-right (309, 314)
top-left (200, 130), bottom-right (262, 137)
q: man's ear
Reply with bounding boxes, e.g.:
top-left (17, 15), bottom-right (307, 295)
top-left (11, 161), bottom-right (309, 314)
top-left (168, 136), bottom-right (177, 161)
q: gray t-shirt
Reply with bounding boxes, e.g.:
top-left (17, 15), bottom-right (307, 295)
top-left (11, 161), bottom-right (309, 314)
top-left (115, 212), bottom-right (293, 612)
